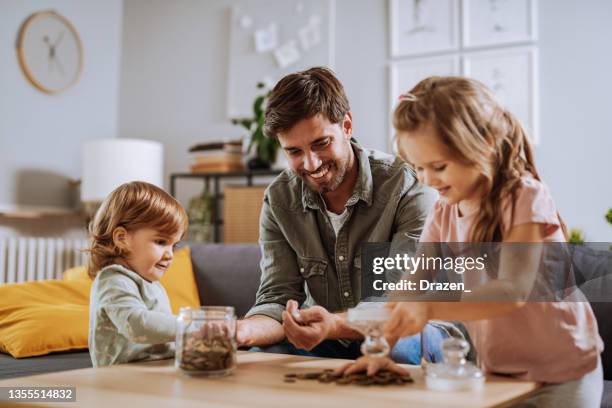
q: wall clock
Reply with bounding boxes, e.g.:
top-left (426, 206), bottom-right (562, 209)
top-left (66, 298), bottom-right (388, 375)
top-left (16, 10), bottom-right (83, 94)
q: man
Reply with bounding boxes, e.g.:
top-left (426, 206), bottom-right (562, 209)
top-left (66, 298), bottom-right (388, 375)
top-left (237, 67), bottom-right (442, 362)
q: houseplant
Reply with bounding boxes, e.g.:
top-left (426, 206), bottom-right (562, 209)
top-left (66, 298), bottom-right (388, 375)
top-left (231, 82), bottom-right (280, 170)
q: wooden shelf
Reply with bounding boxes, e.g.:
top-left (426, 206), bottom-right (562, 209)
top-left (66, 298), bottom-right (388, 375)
top-left (170, 169), bottom-right (283, 242)
top-left (0, 205), bottom-right (83, 220)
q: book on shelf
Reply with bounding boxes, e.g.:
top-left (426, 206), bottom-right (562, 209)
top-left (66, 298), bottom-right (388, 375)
top-left (188, 139), bottom-right (245, 173)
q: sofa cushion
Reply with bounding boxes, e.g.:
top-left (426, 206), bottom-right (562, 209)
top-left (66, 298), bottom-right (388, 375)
top-left (188, 243), bottom-right (261, 317)
top-left (0, 280), bottom-right (91, 358)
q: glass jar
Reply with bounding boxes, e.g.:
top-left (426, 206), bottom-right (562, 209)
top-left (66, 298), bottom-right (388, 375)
top-left (175, 306), bottom-right (237, 377)
top-left (425, 337), bottom-right (484, 391)
top-left (347, 303), bottom-right (390, 358)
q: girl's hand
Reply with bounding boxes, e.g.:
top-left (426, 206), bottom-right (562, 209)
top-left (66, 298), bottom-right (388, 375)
top-left (384, 302), bottom-right (432, 339)
top-left (335, 356), bottom-right (409, 377)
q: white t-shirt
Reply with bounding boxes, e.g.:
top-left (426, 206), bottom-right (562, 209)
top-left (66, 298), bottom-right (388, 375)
top-left (326, 208), bottom-right (350, 236)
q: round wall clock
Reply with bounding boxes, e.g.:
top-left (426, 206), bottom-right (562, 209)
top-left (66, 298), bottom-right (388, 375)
top-left (16, 10), bottom-right (83, 94)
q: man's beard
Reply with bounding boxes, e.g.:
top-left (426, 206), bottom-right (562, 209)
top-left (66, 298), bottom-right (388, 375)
top-left (299, 157), bottom-right (349, 194)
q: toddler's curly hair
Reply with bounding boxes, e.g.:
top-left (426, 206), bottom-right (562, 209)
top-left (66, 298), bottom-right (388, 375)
top-left (87, 181), bottom-right (188, 278)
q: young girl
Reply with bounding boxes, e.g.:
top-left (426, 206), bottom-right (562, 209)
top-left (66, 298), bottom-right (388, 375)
top-left (339, 77), bottom-right (603, 407)
top-left (88, 181), bottom-right (188, 367)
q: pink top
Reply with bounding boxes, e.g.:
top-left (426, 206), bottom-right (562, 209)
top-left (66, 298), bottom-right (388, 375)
top-left (421, 177), bottom-right (603, 383)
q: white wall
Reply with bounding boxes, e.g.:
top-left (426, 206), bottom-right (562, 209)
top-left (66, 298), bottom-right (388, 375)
top-left (0, 0), bottom-right (123, 237)
top-left (119, 0), bottom-right (611, 240)
top-left (0, 0), bottom-right (124, 208)
top-left (536, 0), bottom-right (612, 241)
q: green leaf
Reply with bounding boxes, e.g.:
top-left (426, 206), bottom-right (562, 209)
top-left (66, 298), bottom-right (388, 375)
top-left (254, 95), bottom-right (265, 118)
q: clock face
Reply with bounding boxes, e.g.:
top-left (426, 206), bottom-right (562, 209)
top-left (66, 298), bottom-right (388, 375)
top-left (17, 10), bottom-right (83, 94)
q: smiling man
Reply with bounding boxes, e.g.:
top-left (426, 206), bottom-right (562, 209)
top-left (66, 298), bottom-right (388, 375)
top-left (237, 67), bottom-right (444, 363)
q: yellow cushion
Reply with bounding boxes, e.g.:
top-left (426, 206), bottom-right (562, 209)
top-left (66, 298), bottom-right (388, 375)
top-left (0, 246), bottom-right (200, 358)
top-left (160, 246), bottom-right (201, 314)
top-left (0, 280), bottom-right (91, 358)
top-left (62, 265), bottom-right (89, 281)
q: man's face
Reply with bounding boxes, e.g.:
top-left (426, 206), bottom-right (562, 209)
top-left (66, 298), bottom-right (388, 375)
top-left (277, 113), bottom-right (353, 194)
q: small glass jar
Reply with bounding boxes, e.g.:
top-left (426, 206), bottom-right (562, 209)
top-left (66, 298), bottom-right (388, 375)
top-left (175, 306), bottom-right (237, 377)
top-left (425, 337), bottom-right (484, 391)
top-left (347, 303), bottom-right (390, 358)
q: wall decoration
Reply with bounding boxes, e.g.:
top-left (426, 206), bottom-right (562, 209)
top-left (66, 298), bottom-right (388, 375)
top-left (390, 0), bottom-right (459, 57)
top-left (16, 10), bottom-right (83, 94)
top-left (463, 46), bottom-right (538, 142)
top-left (273, 41), bottom-right (301, 68)
top-left (462, 0), bottom-right (536, 48)
top-left (227, 0), bottom-right (334, 118)
top-left (254, 23), bottom-right (278, 53)
top-left (388, 55), bottom-right (460, 150)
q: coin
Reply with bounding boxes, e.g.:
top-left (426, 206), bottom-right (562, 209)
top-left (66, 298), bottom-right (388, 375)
top-left (283, 369), bottom-right (413, 386)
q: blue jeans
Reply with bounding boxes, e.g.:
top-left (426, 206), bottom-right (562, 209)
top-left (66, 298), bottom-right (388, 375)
top-left (250, 323), bottom-right (447, 364)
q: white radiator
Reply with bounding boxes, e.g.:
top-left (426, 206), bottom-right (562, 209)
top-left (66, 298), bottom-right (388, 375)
top-left (0, 237), bottom-right (89, 284)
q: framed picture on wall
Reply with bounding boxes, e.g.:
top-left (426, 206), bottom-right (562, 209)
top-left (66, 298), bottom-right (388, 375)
top-left (390, 0), bottom-right (460, 57)
top-left (389, 55), bottom-right (460, 150)
top-left (463, 46), bottom-right (539, 143)
top-left (462, 0), bottom-right (537, 48)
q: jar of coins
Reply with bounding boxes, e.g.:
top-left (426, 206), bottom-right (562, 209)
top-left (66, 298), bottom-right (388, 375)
top-left (175, 306), bottom-right (237, 377)
top-left (347, 303), bottom-right (390, 358)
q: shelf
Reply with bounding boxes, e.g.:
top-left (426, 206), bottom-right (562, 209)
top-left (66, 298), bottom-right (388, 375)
top-left (0, 205), bottom-right (83, 220)
top-left (170, 169), bottom-right (283, 243)
top-left (171, 169), bottom-right (283, 178)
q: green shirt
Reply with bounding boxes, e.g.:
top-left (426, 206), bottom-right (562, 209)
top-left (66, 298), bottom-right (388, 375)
top-left (89, 264), bottom-right (176, 367)
top-left (245, 140), bottom-right (436, 322)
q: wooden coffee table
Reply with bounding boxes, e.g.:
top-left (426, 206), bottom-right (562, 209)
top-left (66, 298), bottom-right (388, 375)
top-left (0, 351), bottom-right (538, 407)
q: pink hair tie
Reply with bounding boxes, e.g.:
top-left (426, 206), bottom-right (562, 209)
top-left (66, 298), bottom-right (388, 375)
top-left (398, 92), bottom-right (417, 102)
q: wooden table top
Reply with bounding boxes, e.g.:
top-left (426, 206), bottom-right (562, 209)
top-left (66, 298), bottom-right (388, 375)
top-left (0, 351), bottom-right (538, 408)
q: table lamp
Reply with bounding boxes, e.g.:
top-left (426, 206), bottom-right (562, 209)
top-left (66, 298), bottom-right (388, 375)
top-left (81, 138), bottom-right (163, 214)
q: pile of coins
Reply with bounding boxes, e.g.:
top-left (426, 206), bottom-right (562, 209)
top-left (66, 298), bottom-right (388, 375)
top-left (179, 331), bottom-right (235, 372)
top-left (283, 369), bottom-right (413, 386)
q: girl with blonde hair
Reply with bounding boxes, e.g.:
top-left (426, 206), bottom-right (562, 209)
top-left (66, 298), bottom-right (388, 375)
top-left (88, 181), bottom-right (188, 367)
top-left (340, 77), bottom-right (603, 407)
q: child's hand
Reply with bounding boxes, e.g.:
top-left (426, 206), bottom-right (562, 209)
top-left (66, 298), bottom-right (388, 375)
top-left (384, 302), bottom-right (431, 339)
top-left (335, 356), bottom-right (409, 377)
top-left (198, 321), bottom-right (231, 341)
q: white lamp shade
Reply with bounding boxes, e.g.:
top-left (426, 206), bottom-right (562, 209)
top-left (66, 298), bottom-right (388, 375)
top-left (81, 138), bottom-right (164, 202)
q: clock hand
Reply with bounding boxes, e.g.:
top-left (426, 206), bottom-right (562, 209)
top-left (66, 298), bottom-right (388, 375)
top-left (53, 31), bottom-right (65, 48)
top-left (53, 54), bottom-right (66, 76)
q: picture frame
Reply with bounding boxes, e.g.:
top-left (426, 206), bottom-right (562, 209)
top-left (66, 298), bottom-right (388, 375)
top-left (388, 55), bottom-right (460, 150)
top-left (390, 0), bottom-right (460, 58)
top-left (462, 46), bottom-right (539, 143)
top-left (462, 0), bottom-right (537, 49)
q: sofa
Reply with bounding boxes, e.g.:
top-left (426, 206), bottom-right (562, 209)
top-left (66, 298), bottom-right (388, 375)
top-left (1, 242), bottom-right (611, 407)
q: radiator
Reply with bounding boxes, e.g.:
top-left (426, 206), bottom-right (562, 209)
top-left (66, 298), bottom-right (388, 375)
top-left (0, 237), bottom-right (89, 284)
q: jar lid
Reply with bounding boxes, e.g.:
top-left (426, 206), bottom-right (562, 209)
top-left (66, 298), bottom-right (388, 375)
top-left (347, 302), bottom-right (389, 323)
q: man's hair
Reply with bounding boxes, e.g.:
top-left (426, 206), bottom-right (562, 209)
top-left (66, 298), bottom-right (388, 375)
top-left (263, 66), bottom-right (350, 139)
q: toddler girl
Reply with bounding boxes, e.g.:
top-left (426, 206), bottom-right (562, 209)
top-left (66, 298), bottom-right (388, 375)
top-left (88, 181), bottom-right (188, 367)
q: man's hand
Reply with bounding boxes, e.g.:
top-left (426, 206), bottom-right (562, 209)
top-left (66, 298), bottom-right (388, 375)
top-left (383, 302), bottom-right (431, 340)
top-left (282, 300), bottom-right (338, 351)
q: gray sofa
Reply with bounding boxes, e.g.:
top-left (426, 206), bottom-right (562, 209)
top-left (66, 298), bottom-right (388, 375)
top-left (1, 242), bottom-right (611, 408)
